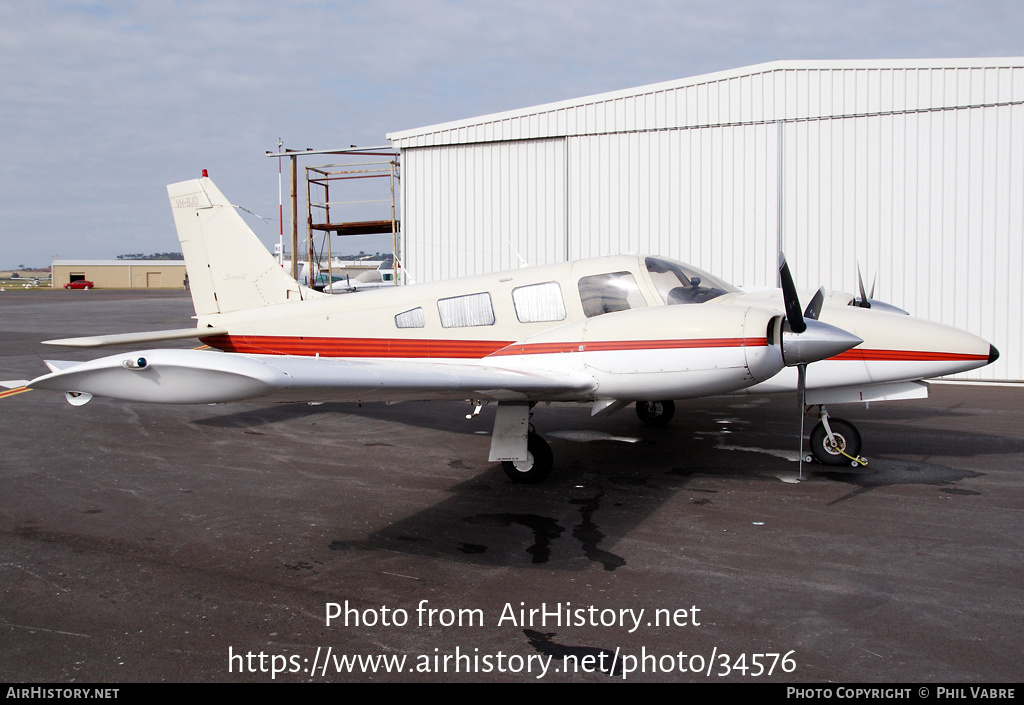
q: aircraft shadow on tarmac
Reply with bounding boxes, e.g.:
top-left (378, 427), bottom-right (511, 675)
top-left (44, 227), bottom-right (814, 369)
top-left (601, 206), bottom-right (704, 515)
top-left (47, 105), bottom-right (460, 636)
top-left (349, 444), bottom-right (987, 571)
top-left (188, 397), bottom-right (1015, 571)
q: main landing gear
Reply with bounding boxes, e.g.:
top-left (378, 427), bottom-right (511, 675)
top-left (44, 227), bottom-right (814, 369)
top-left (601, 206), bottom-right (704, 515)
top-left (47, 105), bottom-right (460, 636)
top-left (489, 401), bottom-right (554, 484)
top-left (805, 406), bottom-right (866, 467)
top-left (635, 399), bottom-right (675, 427)
top-left (501, 431), bottom-right (553, 484)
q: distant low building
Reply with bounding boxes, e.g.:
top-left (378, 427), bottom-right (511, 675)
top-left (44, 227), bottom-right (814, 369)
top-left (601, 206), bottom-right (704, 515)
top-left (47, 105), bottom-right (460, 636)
top-left (51, 260), bottom-right (188, 289)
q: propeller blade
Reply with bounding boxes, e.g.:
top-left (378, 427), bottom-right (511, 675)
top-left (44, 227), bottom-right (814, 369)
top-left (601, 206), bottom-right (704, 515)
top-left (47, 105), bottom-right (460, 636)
top-left (778, 253), bottom-right (806, 333)
top-left (856, 264), bottom-right (871, 309)
top-left (803, 286), bottom-right (825, 321)
top-left (869, 273), bottom-right (877, 300)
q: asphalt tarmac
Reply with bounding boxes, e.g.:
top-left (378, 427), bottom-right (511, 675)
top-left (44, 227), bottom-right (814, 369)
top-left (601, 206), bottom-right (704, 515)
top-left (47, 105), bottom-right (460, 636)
top-left (1, 289), bottom-right (1021, 683)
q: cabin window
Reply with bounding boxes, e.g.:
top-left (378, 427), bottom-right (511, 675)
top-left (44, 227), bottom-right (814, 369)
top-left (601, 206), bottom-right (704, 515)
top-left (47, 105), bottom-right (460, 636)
top-left (437, 292), bottom-right (495, 328)
top-left (394, 307), bottom-right (425, 329)
top-left (578, 272), bottom-right (647, 318)
top-left (512, 282), bottom-right (567, 323)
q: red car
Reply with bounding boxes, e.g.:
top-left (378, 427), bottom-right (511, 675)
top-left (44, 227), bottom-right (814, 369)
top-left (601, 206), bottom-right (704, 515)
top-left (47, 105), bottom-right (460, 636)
top-left (64, 280), bottom-right (94, 289)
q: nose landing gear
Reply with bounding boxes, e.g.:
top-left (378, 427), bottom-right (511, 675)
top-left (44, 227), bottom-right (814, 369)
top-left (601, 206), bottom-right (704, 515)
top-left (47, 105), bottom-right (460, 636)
top-left (806, 406), bottom-right (867, 467)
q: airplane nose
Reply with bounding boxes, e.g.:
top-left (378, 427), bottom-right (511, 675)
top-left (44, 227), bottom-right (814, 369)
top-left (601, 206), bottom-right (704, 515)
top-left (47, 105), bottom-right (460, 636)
top-left (781, 319), bottom-right (863, 367)
top-left (989, 344), bottom-right (1000, 364)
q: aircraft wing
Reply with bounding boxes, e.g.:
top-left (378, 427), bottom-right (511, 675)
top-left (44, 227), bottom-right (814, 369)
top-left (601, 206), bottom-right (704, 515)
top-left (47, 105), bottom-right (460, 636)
top-left (26, 348), bottom-right (594, 405)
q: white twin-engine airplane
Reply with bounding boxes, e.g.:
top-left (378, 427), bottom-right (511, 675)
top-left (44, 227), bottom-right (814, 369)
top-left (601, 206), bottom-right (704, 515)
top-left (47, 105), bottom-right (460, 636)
top-left (19, 176), bottom-right (998, 482)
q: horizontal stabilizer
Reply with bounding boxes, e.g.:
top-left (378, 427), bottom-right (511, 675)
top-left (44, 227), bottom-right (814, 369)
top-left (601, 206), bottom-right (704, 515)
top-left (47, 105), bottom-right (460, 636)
top-left (42, 327), bottom-right (228, 348)
top-left (0, 380), bottom-right (30, 389)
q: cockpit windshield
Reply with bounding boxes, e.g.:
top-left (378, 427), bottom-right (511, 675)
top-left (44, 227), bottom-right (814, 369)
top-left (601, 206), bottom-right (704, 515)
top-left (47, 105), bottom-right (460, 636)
top-left (644, 257), bottom-right (738, 305)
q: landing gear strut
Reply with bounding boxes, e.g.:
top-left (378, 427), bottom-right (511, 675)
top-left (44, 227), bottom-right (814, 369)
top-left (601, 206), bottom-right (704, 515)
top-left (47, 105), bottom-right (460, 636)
top-left (806, 406), bottom-right (865, 467)
top-left (636, 399), bottom-right (675, 427)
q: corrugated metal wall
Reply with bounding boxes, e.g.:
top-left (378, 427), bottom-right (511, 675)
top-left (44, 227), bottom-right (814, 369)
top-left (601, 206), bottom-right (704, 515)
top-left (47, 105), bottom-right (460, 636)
top-left (392, 60), bottom-right (1024, 380)
top-left (783, 104), bottom-right (1024, 381)
top-left (402, 139), bottom-right (566, 279)
top-left (566, 126), bottom-right (777, 288)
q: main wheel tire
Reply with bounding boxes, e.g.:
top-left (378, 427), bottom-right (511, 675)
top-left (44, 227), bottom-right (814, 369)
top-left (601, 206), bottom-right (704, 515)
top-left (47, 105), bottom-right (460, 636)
top-left (635, 399), bottom-right (676, 427)
top-left (502, 433), bottom-right (553, 484)
top-left (809, 418), bottom-right (862, 466)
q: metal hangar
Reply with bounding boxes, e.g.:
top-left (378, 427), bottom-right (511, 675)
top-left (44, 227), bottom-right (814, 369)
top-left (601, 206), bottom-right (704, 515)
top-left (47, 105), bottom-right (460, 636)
top-left (387, 59), bottom-right (1024, 382)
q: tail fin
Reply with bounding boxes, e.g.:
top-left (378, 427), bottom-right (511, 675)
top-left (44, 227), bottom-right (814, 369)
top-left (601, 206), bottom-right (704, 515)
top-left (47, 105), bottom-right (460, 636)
top-left (167, 177), bottom-right (321, 316)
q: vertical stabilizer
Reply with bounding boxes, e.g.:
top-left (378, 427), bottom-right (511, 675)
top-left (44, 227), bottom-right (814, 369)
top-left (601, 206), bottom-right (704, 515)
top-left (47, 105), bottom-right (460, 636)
top-left (167, 177), bottom-right (322, 316)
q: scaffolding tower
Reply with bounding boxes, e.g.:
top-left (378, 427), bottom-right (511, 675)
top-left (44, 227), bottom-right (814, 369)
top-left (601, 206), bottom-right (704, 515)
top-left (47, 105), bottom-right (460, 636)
top-left (305, 151), bottom-right (401, 289)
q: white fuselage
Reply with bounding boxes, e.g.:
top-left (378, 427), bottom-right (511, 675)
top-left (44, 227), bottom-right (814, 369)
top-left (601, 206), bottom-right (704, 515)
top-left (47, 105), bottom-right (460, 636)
top-left (191, 254), bottom-right (992, 405)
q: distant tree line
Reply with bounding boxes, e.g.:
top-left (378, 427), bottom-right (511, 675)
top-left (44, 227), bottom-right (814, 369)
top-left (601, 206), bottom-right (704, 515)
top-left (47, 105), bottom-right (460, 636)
top-left (116, 252), bottom-right (184, 260)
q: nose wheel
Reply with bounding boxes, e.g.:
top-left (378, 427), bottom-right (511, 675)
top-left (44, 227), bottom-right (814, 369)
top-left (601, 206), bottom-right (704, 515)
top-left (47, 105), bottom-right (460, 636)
top-left (807, 415), bottom-right (864, 467)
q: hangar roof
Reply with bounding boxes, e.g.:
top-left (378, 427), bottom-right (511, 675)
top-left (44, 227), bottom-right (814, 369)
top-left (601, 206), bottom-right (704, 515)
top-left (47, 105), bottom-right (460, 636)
top-left (388, 58), bottom-right (1024, 148)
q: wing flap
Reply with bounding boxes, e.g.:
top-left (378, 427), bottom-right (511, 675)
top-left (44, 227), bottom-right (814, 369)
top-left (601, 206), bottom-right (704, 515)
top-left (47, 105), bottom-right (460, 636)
top-left (261, 355), bottom-right (592, 402)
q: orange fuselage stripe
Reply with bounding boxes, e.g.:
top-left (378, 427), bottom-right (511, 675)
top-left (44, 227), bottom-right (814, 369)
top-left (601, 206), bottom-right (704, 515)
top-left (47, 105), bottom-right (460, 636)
top-left (830, 349), bottom-right (989, 362)
top-left (489, 337), bottom-right (768, 356)
top-left (200, 334), bottom-right (769, 359)
top-left (201, 335), bottom-right (509, 358)
top-left (199, 334), bottom-right (979, 364)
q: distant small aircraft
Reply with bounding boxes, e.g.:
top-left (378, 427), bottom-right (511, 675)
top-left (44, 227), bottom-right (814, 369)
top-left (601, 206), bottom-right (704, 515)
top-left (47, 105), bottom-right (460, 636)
top-left (9, 176), bottom-right (998, 482)
top-left (326, 262), bottom-right (396, 294)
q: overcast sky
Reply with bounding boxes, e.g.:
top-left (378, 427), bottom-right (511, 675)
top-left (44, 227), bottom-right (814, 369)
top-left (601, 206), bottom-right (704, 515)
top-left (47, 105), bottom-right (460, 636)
top-left (2, 0), bottom-right (1023, 268)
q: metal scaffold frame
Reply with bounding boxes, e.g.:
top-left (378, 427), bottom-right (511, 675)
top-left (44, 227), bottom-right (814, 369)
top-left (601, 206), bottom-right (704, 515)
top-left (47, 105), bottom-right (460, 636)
top-left (306, 152), bottom-right (401, 288)
top-left (265, 145), bottom-right (401, 287)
